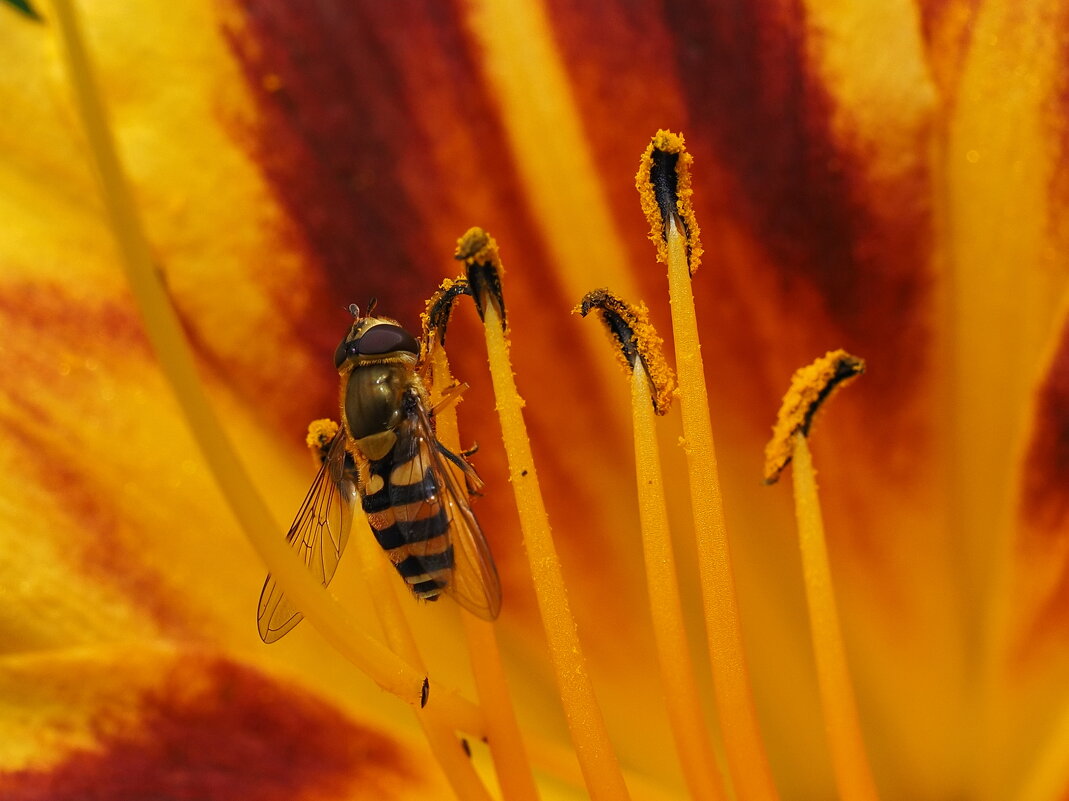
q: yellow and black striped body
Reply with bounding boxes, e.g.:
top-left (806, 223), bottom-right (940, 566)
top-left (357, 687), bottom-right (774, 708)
top-left (356, 412), bottom-right (454, 601)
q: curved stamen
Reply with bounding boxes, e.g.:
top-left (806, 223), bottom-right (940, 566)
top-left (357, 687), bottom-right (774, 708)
top-left (766, 351), bottom-right (879, 801)
top-left (581, 289), bottom-right (727, 801)
top-left (459, 228), bottom-right (633, 801)
top-left (423, 340), bottom-right (540, 801)
top-left (638, 129), bottom-right (780, 800)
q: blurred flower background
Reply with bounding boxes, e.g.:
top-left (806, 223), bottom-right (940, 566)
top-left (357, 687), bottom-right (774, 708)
top-left (3, 0), bottom-right (1069, 799)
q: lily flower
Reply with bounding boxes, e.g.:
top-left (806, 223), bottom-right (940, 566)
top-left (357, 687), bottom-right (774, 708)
top-left (2, 0), bottom-right (1069, 799)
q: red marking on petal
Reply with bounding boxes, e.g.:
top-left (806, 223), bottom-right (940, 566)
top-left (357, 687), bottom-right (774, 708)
top-left (1022, 326), bottom-right (1069, 533)
top-left (1014, 319), bottom-right (1069, 661)
top-left (0, 279), bottom-right (151, 364)
top-left (222, 0), bottom-right (522, 319)
top-left (0, 653), bottom-right (416, 801)
top-left (668, 0), bottom-right (933, 372)
top-left (0, 283), bottom-right (193, 635)
top-left (217, 0), bottom-right (566, 442)
top-left (915, 0), bottom-right (983, 96)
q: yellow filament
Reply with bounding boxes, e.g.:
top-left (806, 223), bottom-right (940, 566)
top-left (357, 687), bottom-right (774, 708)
top-left (630, 360), bottom-right (728, 801)
top-left (461, 616), bottom-right (541, 801)
top-left (790, 434), bottom-right (881, 801)
top-left (352, 519), bottom-right (493, 801)
top-left (665, 217), bottom-right (780, 799)
top-left (48, 0), bottom-right (427, 705)
top-left (424, 674), bottom-right (485, 742)
top-left (428, 344), bottom-right (540, 801)
top-left (479, 300), bottom-right (631, 801)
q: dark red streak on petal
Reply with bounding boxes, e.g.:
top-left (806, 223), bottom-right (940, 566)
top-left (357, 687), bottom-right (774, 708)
top-left (220, 0), bottom-right (529, 332)
top-left (0, 283), bottom-right (191, 636)
top-left (1013, 316), bottom-right (1069, 665)
top-left (914, 0), bottom-right (982, 98)
top-left (667, 0), bottom-right (932, 372)
top-left (4, 400), bottom-right (194, 637)
top-left (219, 0), bottom-right (562, 437)
top-left (0, 654), bottom-right (415, 801)
top-left (223, 0), bottom-right (434, 306)
top-left (0, 279), bottom-right (151, 363)
top-left (1020, 318), bottom-right (1069, 549)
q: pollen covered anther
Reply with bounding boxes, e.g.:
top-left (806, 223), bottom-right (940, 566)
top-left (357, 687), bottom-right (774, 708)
top-left (764, 350), bottom-right (866, 484)
top-left (306, 418), bottom-right (340, 451)
top-left (422, 277), bottom-right (472, 350)
top-left (636, 129), bottom-right (703, 275)
top-left (455, 227), bottom-right (506, 330)
top-left (576, 288), bottom-right (676, 415)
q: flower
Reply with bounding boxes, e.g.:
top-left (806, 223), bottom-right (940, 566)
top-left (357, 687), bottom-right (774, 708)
top-left (3, 0), bottom-right (1069, 799)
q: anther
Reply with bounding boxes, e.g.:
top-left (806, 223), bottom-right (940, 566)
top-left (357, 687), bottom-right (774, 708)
top-left (576, 288), bottom-right (675, 415)
top-left (455, 227), bottom-right (507, 330)
top-left (763, 350), bottom-right (866, 484)
top-left (636, 130), bottom-right (703, 276)
top-left (422, 277), bottom-right (473, 348)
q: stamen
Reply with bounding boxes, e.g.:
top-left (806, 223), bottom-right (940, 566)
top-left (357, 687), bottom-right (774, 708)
top-left (767, 352), bottom-right (878, 801)
top-left (638, 132), bottom-right (780, 799)
top-left (49, 0), bottom-right (428, 706)
top-left (763, 350), bottom-right (866, 484)
top-left (458, 229), bottom-right (633, 801)
top-left (422, 323), bottom-right (540, 801)
top-left (580, 290), bottom-right (728, 801)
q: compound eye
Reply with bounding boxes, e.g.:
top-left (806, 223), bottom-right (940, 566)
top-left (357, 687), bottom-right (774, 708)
top-left (356, 324), bottom-right (419, 356)
top-left (333, 336), bottom-right (353, 369)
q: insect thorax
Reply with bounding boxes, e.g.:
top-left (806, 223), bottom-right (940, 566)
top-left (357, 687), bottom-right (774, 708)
top-left (342, 357), bottom-right (418, 441)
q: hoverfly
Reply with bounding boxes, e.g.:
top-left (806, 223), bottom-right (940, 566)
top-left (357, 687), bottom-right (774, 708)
top-left (257, 302), bottom-right (501, 643)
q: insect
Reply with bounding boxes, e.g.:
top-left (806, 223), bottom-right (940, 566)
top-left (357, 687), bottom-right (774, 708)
top-left (257, 302), bottom-right (501, 643)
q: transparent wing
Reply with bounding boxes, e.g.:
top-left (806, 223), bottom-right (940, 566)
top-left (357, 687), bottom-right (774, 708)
top-left (394, 392), bottom-right (501, 620)
top-left (257, 430), bottom-right (357, 643)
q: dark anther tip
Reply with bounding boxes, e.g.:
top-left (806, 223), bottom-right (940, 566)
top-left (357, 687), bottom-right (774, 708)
top-left (420, 677), bottom-right (430, 708)
top-left (800, 355), bottom-right (866, 437)
top-left (578, 289), bottom-right (640, 370)
top-left (465, 263), bottom-right (507, 330)
top-left (650, 148), bottom-right (680, 225)
top-left (426, 279), bottom-right (472, 346)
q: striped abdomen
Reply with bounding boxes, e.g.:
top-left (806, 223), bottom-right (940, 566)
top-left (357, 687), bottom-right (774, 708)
top-left (360, 437), bottom-right (455, 600)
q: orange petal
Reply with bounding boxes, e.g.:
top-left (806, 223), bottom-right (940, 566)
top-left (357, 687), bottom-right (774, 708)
top-left (0, 645), bottom-right (444, 799)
